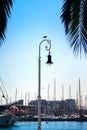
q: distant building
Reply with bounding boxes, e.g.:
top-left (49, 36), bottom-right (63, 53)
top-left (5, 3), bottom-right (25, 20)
top-left (29, 99), bottom-right (76, 117)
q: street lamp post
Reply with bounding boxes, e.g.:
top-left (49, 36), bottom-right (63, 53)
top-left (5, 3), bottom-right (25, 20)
top-left (38, 36), bottom-right (53, 130)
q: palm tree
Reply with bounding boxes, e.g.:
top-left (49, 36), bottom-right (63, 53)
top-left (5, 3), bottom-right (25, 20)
top-left (0, 0), bottom-right (13, 45)
top-left (61, 0), bottom-right (87, 56)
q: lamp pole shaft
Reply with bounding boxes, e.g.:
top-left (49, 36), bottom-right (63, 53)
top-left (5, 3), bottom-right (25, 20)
top-left (38, 38), bottom-right (51, 130)
top-left (38, 47), bottom-right (41, 130)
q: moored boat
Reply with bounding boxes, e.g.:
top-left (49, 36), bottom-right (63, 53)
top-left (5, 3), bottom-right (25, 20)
top-left (0, 113), bottom-right (15, 127)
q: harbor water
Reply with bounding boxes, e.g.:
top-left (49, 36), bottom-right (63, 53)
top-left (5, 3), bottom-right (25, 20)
top-left (0, 121), bottom-right (87, 130)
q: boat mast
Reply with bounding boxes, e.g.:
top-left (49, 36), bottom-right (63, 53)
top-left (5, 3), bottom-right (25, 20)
top-left (62, 85), bottom-right (64, 116)
top-left (0, 86), bottom-right (8, 104)
top-left (62, 85), bottom-right (64, 101)
top-left (54, 79), bottom-right (56, 101)
top-left (0, 77), bottom-right (9, 104)
top-left (48, 84), bottom-right (49, 101)
top-left (15, 88), bottom-right (17, 102)
top-left (53, 79), bottom-right (56, 114)
top-left (79, 78), bottom-right (82, 117)
top-left (69, 85), bottom-right (71, 116)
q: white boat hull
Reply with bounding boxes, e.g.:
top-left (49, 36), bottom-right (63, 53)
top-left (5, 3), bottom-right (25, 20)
top-left (0, 114), bottom-right (14, 127)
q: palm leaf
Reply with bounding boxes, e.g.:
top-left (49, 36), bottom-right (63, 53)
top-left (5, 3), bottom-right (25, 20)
top-left (0, 0), bottom-right (13, 45)
top-left (61, 0), bottom-right (87, 56)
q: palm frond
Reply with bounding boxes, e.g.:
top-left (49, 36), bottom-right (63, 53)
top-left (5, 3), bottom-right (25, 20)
top-left (0, 0), bottom-right (13, 45)
top-left (61, 0), bottom-right (74, 34)
top-left (61, 0), bottom-right (87, 56)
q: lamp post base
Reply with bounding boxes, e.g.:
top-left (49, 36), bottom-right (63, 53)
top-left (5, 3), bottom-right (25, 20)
top-left (38, 126), bottom-right (41, 130)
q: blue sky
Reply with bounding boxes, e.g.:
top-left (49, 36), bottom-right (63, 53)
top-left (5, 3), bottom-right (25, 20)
top-left (0, 0), bottom-right (87, 105)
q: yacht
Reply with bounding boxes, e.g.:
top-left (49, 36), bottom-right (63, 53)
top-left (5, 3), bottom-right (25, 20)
top-left (0, 112), bottom-right (15, 127)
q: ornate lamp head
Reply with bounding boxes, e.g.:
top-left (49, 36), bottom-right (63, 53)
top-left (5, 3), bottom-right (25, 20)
top-left (46, 51), bottom-right (53, 65)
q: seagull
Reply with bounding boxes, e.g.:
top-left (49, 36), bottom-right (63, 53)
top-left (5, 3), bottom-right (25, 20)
top-left (43, 36), bottom-right (47, 38)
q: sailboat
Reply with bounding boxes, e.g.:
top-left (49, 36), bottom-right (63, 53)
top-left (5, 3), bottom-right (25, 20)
top-left (0, 111), bottom-right (15, 127)
top-left (0, 78), bottom-right (16, 127)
